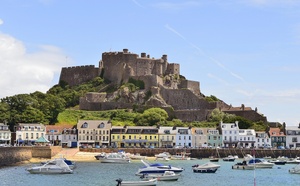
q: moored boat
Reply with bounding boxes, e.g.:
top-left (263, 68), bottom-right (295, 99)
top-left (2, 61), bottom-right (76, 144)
top-left (223, 155), bottom-right (235, 162)
top-left (116, 178), bottom-right (157, 186)
top-left (135, 160), bottom-right (184, 175)
top-left (289, 163), bottom-right (300, 174)
top-left (248, 158), bottom-right (274, 168)
top-left (26, 158), bottom-right (73, 174)
top-left (232, 161), bottom-right (255, 170)
top-left (192, 162), bottom-right (220, 173)
top-left (140, 171), bottom-right (180, 181)
top-left (100, 152), bottom-right (131, 163)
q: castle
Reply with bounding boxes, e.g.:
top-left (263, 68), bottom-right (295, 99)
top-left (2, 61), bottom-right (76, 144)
top-left (59, 49), bottom-right (267, 123)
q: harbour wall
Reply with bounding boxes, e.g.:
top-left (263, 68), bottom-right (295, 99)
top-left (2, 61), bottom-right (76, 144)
top-left (0, 146), bottom-right (62, 167)
top-left (80, 148), bottom-right (300, 159)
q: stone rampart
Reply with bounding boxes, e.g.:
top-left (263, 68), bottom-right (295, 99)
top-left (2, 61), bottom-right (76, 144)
top-left (0, 147), bottom-right (31, 166)
top-left (0, 146), bottom-right (62, 167)
top-left (178, 79), bottom-right (201, 96)
top-left (59, 65), bottom-right (101, 86)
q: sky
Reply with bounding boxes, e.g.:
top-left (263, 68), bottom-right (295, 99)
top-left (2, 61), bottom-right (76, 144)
top-left (0, 0), bottom-right (300, 126)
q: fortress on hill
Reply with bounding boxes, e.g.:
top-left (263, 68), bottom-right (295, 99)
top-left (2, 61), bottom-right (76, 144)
top-left (59, 49), bottom-right (267, 123)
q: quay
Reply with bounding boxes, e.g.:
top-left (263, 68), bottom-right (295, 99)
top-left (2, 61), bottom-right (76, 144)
top-left (1, 147), bottom-right (300, 167)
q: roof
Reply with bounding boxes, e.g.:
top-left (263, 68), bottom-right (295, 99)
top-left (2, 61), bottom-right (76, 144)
top-left (35, 136), bottom-right (50, 143)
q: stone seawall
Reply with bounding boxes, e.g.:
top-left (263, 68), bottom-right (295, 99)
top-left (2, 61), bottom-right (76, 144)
top-left (0, 147), bottom-right (32, 166)
top-left (0, 146), bottom-right (62, 167)
top-left (80, 148), bottom-right (300, 159)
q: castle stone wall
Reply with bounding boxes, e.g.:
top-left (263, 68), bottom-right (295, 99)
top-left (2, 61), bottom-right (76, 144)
top-left (0, 147), bottom-right (31, 166)
top-left (59, 65), bottom-right (101, 86)
top-left (179, 80), bottom-right (201, 96)
top-left (130, 75), bottom-right (163, 90)
top-left (174, 109), bottom-right (209, 122)
top-left (160, 87), bottom-right (210, 110)
top-left (223, 110), bottom-right (267, 123)
top-left (166, 63), bottom-right (180, 75)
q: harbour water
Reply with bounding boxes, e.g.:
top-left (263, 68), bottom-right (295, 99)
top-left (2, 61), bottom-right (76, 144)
top-left (1, 159), bottom-right (299, 186)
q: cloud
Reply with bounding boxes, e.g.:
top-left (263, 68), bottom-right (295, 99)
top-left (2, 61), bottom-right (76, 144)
top-left (131, 0), bottom-right (144, 8)
top-left (243, 0), bottom-right (300, 6)
top-left (0, 33), bottom-right (68, 98)
top-left (0, 19), bottom-right (3, 25)
top-left (165, 24), bottom-right (244, 82)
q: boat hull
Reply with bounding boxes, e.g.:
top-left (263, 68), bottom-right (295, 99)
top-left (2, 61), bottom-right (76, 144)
top-left (232, 165), bottom-right (254, 170)
top-left (116, 178), bottom-right (157, 186)
top-left (27, 167), bottom-right (73, 174)
top-left (193, 168), bottom-right (218, 173)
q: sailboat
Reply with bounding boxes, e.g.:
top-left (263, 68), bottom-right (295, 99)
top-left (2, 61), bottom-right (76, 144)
top-left (209, 148), bottom-right (220, 162)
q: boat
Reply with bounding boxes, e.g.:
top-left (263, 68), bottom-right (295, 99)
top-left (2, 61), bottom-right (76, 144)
top-left (94, 152), bottom-right (106, 160)
top-left (135, 160), bottom-right (184, 175)
top-left (248, 158), bottom-right (274, 168)
top-left (286, 157), bottom-right (300, 164)
top-left (155, 152), bottom-right (171, 159)
top-left (26, 158), bottom-right (73, 174)
top-left (289, 163), bottom-right (300, 174)
top-left (223, 155), bottom-right (235, 162)
top-left (268, 159), bottom-right (287, 165)
top-left (41, 158), bottom-right (76, 170)
top-left (170, 152), bottom-right (191, 160)
top-left (100, 152), bottom-right (131, 163)
top-left (192, 162), bottom-right (221, 173)
top-left (116, 178), bottom-right (157, 186)
top-left (130, 153), bottom-right (147, 160)
top-left (140, 171), bottom-right (180, 181)
top-left (232, 161), bottom-right (255, 170)
top-left (209, 156), bottom-right (219, 162)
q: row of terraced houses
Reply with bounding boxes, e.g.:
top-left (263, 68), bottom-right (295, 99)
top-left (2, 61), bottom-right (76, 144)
top-left (1, 121), bottom-right (300, 149)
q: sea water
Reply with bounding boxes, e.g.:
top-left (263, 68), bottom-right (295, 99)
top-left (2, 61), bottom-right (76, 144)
top-left (1, 159), bottom-right (299, 186)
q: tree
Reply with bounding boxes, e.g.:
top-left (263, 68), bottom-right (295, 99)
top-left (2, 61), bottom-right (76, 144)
top-left (135, 108), bottom-right (168, 126)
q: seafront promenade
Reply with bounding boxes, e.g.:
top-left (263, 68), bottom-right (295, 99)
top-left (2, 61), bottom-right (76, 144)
top-left (1, 147), bottom-right (300, 166)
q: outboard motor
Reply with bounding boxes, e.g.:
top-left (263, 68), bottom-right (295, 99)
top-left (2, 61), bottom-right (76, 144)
top-left (116, 178), bottom-right (122, 186)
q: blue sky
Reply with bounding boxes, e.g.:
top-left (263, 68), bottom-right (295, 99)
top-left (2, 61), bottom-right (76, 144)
top-left (0, 0), bottom-right (300, 126)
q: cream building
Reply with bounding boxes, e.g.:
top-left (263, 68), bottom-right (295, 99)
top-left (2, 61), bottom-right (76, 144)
top-left (15, 123), bottom-right (46, 146)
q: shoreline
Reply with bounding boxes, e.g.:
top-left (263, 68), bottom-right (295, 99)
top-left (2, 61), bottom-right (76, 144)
top-left (26, 151), bottom-right (157, 163)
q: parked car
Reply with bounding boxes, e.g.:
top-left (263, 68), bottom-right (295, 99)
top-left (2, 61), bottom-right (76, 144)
top-left (277, 146), bottom-right (285, 149)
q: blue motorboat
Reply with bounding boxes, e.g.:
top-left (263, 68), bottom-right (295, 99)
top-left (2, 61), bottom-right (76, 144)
top-left (135, 160), bottom-right (184, 175)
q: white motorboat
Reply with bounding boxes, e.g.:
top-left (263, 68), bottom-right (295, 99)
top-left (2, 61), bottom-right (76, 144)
top-left (223, 155), bottom-right (235, 162)
top-left (248, 158), bottom-right (274, 168)
top-left (140, 171), bottom-right (180, 181)
top-left (26, 158), bottom-right (73, 174)
top-left (232, 161), bottom-right (255, 170)
top-left (116, 178), bottom-right (157, 186)
top-left (41, 158), bottom-right (76, 170)
top-left (154, 152), bottom-right (170, 158)
top-left (289, 164), bottom-right (300, 174)
top-left (192, 162), bottom-right (221, 173)
top-left (286, 157), bottom-right (300, 164)
top-left (130, 153), bottom-right (147, 160)
top-left (100, 152), bottom-right (131, 163)
top-left (135, 160), bottom-right (184, 175)
top-left (170, 152), bottom-right (191, 160)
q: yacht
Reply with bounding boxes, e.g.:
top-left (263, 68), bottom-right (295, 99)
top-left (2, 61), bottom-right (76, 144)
top-left (248, 158), bottom-right (274, 168)
top-left (135, 160), bottom-right (184, 175)
top-left (100, 152), bottom-right (131, 163)
top-left (26, 158), bottom-right (73, 174)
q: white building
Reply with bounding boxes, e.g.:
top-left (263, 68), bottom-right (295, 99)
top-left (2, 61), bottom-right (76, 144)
top-left (238, 129), bottom-right (256, 148)
top-left (175, 127), bottom-right (192, 147)
top-left (286, 124), bottom-right (300, 149)
top-left (220, 121), bottom-right (239, 148)
top-left (15, 123), bottom-right (46, 146)
top-left (255, 131), bottom-right (271, 148)
top-left (0, 123), bottom-right (11, 146)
